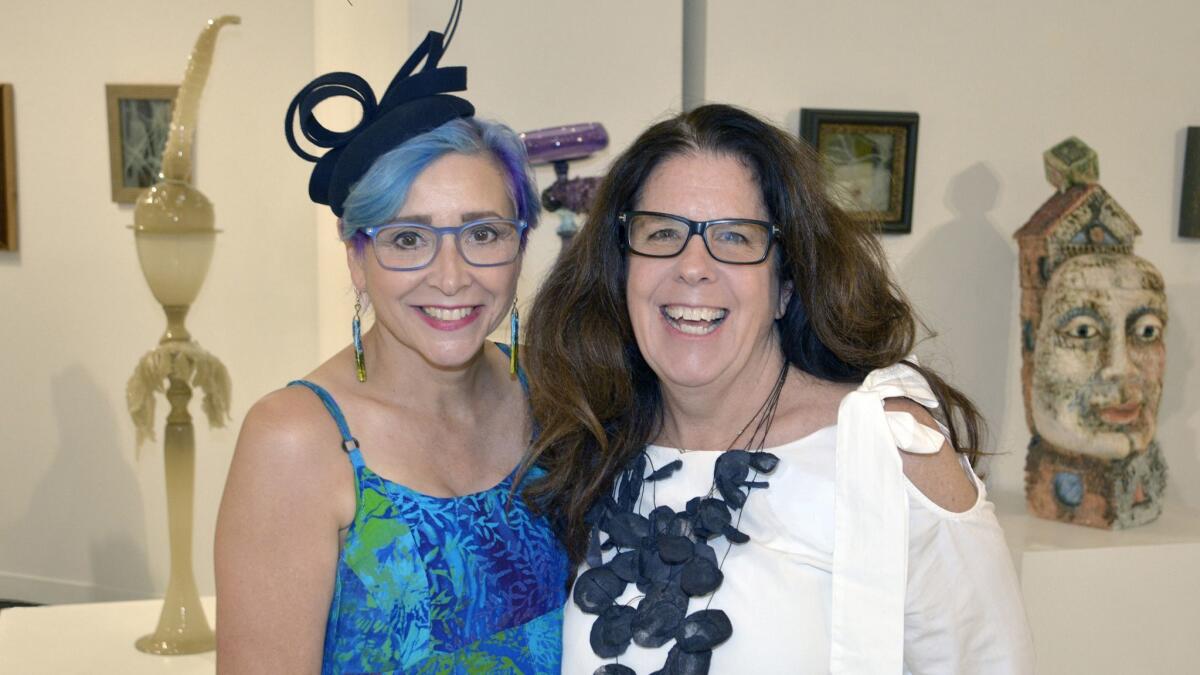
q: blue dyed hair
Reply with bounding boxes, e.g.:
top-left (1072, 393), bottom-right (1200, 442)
top-left (340, 117), bottom-right (539, 250)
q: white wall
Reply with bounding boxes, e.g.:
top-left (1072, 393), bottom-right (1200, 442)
top-left (312, 0), bottom-right (411, 361)
top-left (0, 0), bottom-right (681, 604)
top-left (704, 0), bottom-right (1200, 507)
top-left (3, 0), bottom-right (1196, 606)
top-left (0, 0), bottom-right (317, 602)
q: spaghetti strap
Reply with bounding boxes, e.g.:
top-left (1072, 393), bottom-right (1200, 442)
top-left (288, 380), bottom-right (365, 469)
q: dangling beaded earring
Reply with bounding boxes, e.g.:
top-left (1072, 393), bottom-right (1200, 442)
top-left (508, 298), bottom-right (519, 375)
top-left (353, 291), bottom-right (366, 383)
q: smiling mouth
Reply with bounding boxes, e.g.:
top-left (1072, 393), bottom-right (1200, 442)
top-left (661, 304), bottom-right (728, 336)
top-left (420, 306), bottom-right (477, 321)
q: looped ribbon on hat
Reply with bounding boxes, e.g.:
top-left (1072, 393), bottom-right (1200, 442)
top-left (285, 72), bottom-right (378, 162)
top-left (284, 30), bottom-right (467, 164)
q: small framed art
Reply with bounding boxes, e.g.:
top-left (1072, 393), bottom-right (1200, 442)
top-left (799, 108), bottom-right (919, 234)
top-left (1, 83), bottom-right (16, 251)
top-left (1181, 127), bottom-right (1200, 239)
top-left (106, 84), bottom-right (178, 204)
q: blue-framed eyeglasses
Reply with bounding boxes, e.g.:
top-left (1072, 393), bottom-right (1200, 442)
top-left (362, 217), bottom-right (528, 271)
top-left (619, 211), bottom-right (779, 264)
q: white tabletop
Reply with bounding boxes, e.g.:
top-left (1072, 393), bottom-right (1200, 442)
top-left (0, 597), bottom-right (217, 675)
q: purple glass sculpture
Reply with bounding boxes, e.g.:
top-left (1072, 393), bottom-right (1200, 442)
top-left (520, 122), bottom-right (610, 254)
top-left (520, 123), bottom-right (608, 164)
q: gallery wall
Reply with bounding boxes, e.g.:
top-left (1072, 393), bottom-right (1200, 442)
top-left (0, 0), bottom-right (318, 601)
top-left (703, 0), bottom-right (1200, 506)
top-left (0, 0), bottom-right (681, 602)
top-left (1, 0), bottom-right (1196, 604)
top-left (311, 0), bottom-right (413, 363)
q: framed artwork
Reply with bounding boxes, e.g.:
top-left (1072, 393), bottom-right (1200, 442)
top-left (1181, 127), bottom-right (1200, 239)
top-left (106, 84), bottom-right (177, 204)
top-left (1, 83), bottom-right (15, 251)
top-left (799, 108), bottom-right (919, 234)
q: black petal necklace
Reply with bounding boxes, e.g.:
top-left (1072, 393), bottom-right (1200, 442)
top-left (577, 365), bottom-right (789, 675)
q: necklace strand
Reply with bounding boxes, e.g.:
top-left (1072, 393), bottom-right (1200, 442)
top-left (672, 363), bottom-right (789, 454)
top-left (581, 363), bottom-right (790, 675)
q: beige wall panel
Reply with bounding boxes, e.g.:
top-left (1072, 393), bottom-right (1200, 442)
top-left (0, 0), bottom-right (317, 601)
top-left (705, 0), bottom-right (1200, 508)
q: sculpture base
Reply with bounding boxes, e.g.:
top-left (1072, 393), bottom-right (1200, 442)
top-left (135, 628), bottom-right (215, 655)
top-left (1025, 437), bottom-right (1166, 529)
top-left (132, 575), bottom-right (215, 655)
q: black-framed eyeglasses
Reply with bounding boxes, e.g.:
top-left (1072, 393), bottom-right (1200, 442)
top-left (619, 211), bottom-right (779, 265)
top-left (362, 217), bottom-right (527, 271)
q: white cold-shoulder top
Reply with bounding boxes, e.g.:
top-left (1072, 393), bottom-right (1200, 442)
top-left (561, 363), bottom-right (1035, 674)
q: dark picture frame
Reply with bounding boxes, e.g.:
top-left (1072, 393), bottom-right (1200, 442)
top-left (800, 108), bottom-right (919, 234)
top-left (1181, 127), bottom-right (1200, 239)
top-left (106, 83), bottom-right (178, 204)
top-left (1, 83), bottom-right (16, 251)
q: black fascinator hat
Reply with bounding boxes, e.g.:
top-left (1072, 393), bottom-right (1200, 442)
top-left (285, 3), bottom-right (473, 217)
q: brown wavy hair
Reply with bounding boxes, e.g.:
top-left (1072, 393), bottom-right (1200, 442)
top-left (518, 104), bottom-right (982, 566)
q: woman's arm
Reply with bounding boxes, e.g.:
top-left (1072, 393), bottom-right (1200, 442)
top-left (885, 398), bottom-right (1036, 674)
top-left (214, 388), bottom-right (353, 674)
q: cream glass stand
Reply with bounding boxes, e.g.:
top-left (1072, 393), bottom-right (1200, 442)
top-left (125, 15), bottom-right (239, 655)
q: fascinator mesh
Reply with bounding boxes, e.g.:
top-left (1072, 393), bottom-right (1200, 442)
top-left (285, 28), bottom-right (474, 217)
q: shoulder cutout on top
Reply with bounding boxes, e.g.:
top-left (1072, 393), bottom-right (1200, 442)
top-left (882, 397), bottom-right (978, 513)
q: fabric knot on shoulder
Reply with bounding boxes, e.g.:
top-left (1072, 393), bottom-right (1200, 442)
top-left (859, 358), bottom-right (949, 452)
top-left (884, 409), bottom-right (945, 456)
top-left (858, 359), bottom-right (939, 409)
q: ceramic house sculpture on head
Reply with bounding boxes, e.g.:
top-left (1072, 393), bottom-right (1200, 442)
top-left (1015, 137), bottom-right (1168, 529)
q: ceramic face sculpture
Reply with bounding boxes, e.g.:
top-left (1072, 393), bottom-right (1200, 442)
top-left (1032, 253), bottom-right (1167, 459)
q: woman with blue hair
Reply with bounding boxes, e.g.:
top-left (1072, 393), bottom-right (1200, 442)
top-left (214, 26), bottom-right (567, 674)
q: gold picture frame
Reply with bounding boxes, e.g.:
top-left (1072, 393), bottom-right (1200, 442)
top-left (106, 83), bottom-right (178, 204)
top-left (1, 83), bottom-right (16, 251)
top-left (799, 108), bottom-right (920, 234)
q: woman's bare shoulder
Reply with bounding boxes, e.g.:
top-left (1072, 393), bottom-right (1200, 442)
top-left (235, 384), bottom-right (347, 471)
top-left (771, 371), bottom-right (858, 443)
top-left (883, 397), bottom-right (978, 513)
top-left (819, 378), bottom-right (859, 402)
top-left (795, 372), bottom-right (858, 413)
top-left (220, 382), bottom-right (357, 534)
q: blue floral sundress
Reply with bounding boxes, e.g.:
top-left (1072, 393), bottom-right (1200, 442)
top-left (289, 362), bottom-right (567, 674)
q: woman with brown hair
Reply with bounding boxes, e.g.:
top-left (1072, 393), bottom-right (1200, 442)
top-left (522, 104), bottom-right (1033, 674)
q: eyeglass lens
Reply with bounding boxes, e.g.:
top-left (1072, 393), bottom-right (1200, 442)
top-left (626, 213), bottom-right (771, 263)
top-left (373, 220), bottom-right (521, 270)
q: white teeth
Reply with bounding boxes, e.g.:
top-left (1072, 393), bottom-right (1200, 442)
top-left (422, 306), bottom-right (472, 321)
top-left (674, 321), bottom-right (718, 335)
top-left (663, 305), bottom-right (727, 322)
top-left (662, 305), bottom-right (726, 335)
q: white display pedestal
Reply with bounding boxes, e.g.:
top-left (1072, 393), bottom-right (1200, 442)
top-left (994, 492), bottom-right (1200, 675)
top-left (3, 502), bottom-right (1198, 674)
top-left (0, 596), bottom-right (216, 675)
